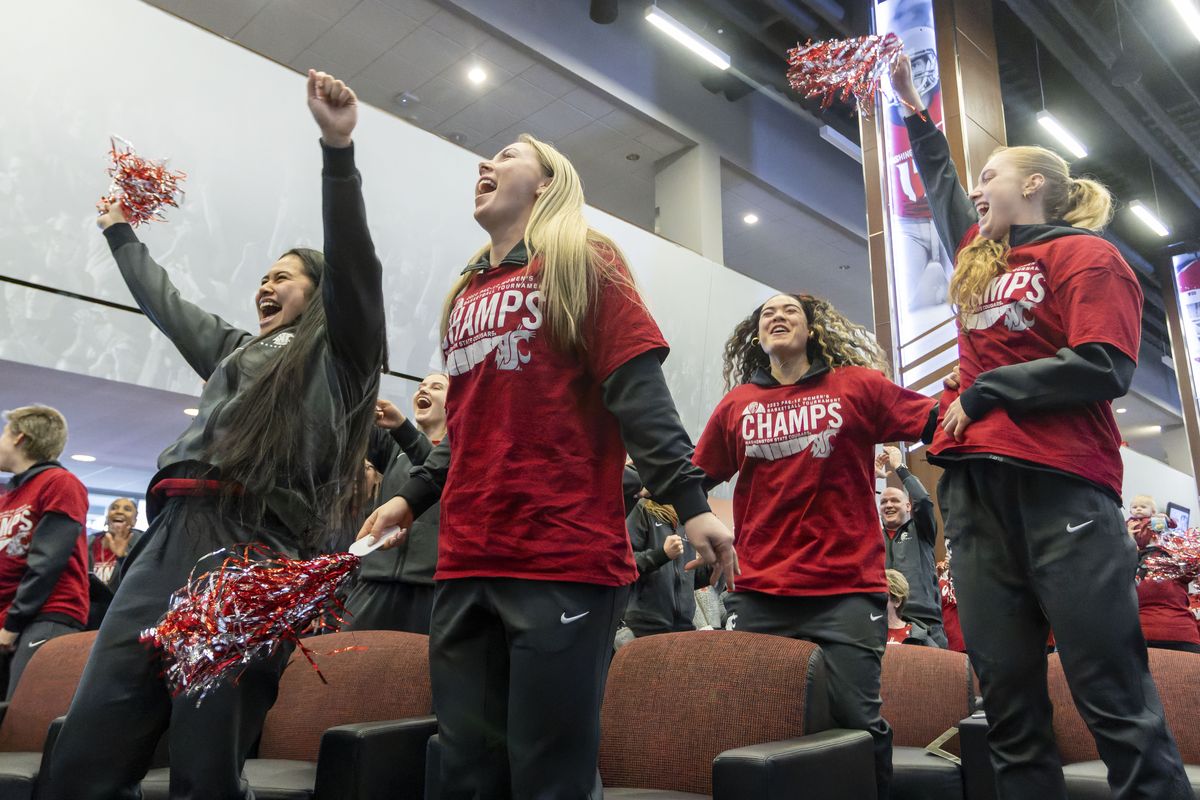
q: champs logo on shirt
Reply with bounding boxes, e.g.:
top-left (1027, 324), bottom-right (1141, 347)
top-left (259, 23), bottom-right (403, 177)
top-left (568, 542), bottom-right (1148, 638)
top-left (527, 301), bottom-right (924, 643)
top-left (0, 504), bottom-right (34, 557)
top-left (741, 394), bottom-right (843, 461)
top-left (963, 261), bottom-right (1047, 333)
top-left (443, 274), bottom-right (543, 376)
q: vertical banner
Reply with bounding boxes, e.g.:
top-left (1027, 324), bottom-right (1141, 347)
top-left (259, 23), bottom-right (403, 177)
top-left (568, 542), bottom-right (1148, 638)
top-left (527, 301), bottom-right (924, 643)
top-left (1171, 248), bottom-right (1200, 625)
top-left (874, 0), bottom-right (958, 393)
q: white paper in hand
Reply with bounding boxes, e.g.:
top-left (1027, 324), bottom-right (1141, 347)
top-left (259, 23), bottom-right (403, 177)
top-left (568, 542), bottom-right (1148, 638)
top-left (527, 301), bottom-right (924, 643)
top-left (348, 526), bottom-right (404, 557)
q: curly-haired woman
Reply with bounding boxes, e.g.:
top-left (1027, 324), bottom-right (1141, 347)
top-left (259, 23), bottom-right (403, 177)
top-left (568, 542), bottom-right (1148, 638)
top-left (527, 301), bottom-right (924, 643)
top-left (693, 292), bottom-right (937, 800)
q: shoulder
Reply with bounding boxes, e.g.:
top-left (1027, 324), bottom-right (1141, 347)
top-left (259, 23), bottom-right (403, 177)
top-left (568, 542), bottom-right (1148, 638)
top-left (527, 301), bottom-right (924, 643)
top-left (36, 467), bottom-right (87, 496)
top-left (1042, 234), bottom-right (1135, 279)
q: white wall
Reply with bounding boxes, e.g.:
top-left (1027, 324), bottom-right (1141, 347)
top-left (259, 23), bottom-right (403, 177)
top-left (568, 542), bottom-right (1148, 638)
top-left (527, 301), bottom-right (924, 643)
top-left (1121, 446), bottom-right (1199, 520)
top-left (0, 0), bottom-right (778, 442)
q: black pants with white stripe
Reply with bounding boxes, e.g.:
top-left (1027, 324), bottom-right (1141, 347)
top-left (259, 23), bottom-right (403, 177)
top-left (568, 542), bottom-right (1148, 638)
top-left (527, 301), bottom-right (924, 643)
top-left (722, 590), bottom-right (893, 800)
top-left (430, 577), bottom-right (629, 800)
top-left (4, 618), bottom-right (82, 700)
top-left (938, 458), bottom-right (1193, 800)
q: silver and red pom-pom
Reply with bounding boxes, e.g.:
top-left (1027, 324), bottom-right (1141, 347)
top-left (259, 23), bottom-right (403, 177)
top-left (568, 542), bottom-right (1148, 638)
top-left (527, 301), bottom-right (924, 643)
top-left (140, 545), bottom-right (361, 702)
top-left (786, 33), bottom-right (906, 117)
top-left (98, 137), bottom-right (187, 226)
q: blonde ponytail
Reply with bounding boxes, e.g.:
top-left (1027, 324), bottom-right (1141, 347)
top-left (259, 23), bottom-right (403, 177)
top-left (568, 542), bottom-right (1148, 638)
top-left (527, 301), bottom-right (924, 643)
top-left (948, 146), bottom-right (1113, 320)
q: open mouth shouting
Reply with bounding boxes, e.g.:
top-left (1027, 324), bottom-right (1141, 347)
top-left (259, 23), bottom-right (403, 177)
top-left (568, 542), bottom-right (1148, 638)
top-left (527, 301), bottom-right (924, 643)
top-left (258, 297), bottom-right (283, 329)
top-left (414, 393), bottom-right (433, 411)
top-left (475, 175), bottom-right (497, 203)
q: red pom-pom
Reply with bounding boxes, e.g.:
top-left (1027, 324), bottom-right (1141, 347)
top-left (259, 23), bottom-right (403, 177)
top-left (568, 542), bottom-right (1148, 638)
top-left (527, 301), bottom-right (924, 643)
top-left (786, 33), bottom-right (906, 116)
top-left (140, 545), bottom-right (361, 702)
top-left (98, 137), bottom-right (187, 226)
top-left (1139, 527), bottom-right (1200, 584)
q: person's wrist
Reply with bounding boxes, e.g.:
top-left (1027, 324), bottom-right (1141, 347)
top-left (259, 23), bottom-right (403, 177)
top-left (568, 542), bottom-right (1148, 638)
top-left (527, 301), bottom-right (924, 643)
top-left (322, 132), bottom-right (352, 148)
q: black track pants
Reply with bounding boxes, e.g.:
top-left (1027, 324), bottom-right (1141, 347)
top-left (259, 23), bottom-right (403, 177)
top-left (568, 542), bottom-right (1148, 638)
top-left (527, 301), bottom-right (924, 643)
top-left (430, 577), bottom-right (629, 800)
top-left (938, 458), bottom-right (1193, 800)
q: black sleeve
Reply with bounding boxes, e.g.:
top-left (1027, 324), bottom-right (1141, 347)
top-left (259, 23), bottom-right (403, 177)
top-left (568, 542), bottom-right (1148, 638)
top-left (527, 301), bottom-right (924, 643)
top-left (896, 466), bottom-right (937, 547)
top-left (905, 113), bottom-right (979, 257)
top-left (395, 436), bottom-right (450, 519)
top-left (627, 507), bottom-right (670, 576)
top-left (622, 465), bottom-right (643, 518)
top-left (320, 142), bottom-right (387, 382)
top-left (3, 513), bottom-right (82, 633)
top-left (958, 342), bottom-right (1136, 420)
top-left (103, 224), bottom-right (251, 378)
top-left (390, 419), bottom-right (433, 465)
top-left (602, 353), bottom-right (711, 524)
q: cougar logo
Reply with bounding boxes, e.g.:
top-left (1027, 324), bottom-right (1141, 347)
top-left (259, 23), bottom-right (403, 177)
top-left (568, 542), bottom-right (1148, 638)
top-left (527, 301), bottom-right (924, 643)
top-left (494, 329), bottom-right (535, 370)
top-left (963, 263), bottom-right (1046, 333)
top-left (266, 331), bottom-right (295, 348)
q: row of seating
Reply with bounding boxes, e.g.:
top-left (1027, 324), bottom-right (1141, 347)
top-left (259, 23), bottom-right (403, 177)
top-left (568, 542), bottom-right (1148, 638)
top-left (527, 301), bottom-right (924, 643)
top-left (0, 630), bottom-right (1195, 799)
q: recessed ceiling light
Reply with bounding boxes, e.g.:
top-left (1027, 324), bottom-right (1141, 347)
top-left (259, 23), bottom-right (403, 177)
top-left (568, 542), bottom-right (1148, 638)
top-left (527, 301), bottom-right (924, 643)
top-left (838, 264), bottom-right (851, 270)
top-left (1116, 407), bottom-right (1127, 414)
top-left (70, 454), bottom-right (96, 463)
top-left (467, 66), bottom-right (487, 85)
top-left (184, 408), bottom-right (199, 417)
top-left (743, 213), bottom-right (759, 225)
top-left (626, 153), bottom-right (641, 161)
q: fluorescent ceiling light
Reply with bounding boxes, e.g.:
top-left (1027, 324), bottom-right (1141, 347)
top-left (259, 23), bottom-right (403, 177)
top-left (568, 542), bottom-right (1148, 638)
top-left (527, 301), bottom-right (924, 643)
top-left (1130, 201), bottom-right (1170, 237)
top-left (70, 454), bottom-right (96, 462)
top-left (1116, 407), bottom-right (1127, 414)
top-left (1168, 0), bottom-right (1200, 43)
top-left (184, 407), bottom-right (199, 416)
top-left (743, 213), bottom-right (759, 225)
top-left (645, 6), bottom-right (730, 70)
top-left (1036, 110), bottom-right (1088, 159)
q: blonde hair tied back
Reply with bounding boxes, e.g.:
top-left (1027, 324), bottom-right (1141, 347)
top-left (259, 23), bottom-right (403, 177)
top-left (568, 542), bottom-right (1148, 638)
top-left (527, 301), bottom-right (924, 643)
top-left (949, 146), bottom-right (1114, 321)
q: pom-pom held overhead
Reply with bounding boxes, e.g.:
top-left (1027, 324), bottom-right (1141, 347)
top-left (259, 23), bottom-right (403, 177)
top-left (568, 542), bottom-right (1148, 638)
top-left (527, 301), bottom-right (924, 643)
top-left (140, 545), bottom-right (361, 702)
top-left (98, 136), bottom-right (187, 226)
top-left (786, 33), bottom-right (907, 117)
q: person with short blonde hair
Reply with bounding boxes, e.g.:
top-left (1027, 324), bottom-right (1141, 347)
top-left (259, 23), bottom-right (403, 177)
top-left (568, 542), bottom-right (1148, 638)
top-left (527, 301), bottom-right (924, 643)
top-left (0, 405), bottom-right (90, 699)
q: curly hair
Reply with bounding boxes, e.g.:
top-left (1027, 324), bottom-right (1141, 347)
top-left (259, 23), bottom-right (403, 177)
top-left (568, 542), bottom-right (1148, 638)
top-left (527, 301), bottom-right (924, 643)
top-left (721, 293), bottom-right (890, 390)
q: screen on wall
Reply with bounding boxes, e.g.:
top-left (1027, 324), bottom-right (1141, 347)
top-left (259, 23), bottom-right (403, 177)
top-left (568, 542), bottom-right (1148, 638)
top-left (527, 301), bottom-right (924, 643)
top-left (1172, 248), bottom-right (1200, 420)
top-left (874, 0), bottom-right (958, 394)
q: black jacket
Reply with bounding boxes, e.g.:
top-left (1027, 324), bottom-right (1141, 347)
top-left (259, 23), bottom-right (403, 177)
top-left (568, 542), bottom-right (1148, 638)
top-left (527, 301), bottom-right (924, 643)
top-left (624, 501), bottom-right (696, 636)
top-left (102, 142), bottom-right (386, 542)
top-left (359, 421), bottom-right (439, 585)
top-left (904, 113), bottom-right (1136, 425)
top-left (882, 467), bottom-right (942, 634)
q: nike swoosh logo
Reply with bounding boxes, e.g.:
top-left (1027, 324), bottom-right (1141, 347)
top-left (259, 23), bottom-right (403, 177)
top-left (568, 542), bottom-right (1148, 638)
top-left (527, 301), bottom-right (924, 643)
top-left (870, 613), bottom-right (884, 621)
top-left (1066, 520), bottom-right (1094, 533)
top-left (560, 611), bottom-right (590, 624)
top-left (28, 639), bottom-right (47, 648)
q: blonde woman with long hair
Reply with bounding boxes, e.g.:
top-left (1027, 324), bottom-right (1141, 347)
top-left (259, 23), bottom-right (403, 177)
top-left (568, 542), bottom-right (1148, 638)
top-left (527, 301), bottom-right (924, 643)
top-left (694, 292), bottom-right (939, 800)
top-left (359, 135), bottom-right (736, 798)
top-left (892, 56), bottom-right (1191, 799)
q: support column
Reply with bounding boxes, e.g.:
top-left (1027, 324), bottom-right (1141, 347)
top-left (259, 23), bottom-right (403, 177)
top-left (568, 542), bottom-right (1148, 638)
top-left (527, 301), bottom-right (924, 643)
top-left (653, 142), bottom-right (724, 262)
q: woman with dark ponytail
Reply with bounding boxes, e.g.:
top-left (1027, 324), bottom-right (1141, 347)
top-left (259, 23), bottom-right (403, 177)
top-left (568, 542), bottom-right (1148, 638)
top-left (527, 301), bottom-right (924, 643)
top-left (694, 292), bottom-right (938, 800)
top-left (891, 55), bottom-right (1191, 800)
top-left (43, 69), bottom-right (385, 800)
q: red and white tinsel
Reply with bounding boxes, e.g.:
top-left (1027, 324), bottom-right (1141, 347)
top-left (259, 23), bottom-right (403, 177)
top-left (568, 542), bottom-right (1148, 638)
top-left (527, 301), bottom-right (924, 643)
top-left (786, 33), bottom-right (906, 116)
top-left (140, 545), bottom-right (361, 701)
top-left (98, 137), bottom-right (187, 226)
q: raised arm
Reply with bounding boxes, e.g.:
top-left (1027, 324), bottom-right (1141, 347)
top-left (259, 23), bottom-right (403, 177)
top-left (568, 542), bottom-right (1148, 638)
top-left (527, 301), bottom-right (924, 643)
top-left (307, 70), bottom-right (387, 383)
top-left (96, 207), bottom-right (251, 378)
top-left (890, 55), bottom-right (978, 256)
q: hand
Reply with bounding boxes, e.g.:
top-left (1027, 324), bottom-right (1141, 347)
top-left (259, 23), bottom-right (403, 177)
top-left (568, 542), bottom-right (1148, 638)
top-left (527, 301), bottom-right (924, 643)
top-left (883, 445), bottom-right (903, 472)
top-left (375, 399), bottom-right (406, 430)
top-left (943, 365), bottom-right (961, 392)
top-left (663, 534), bottom-right (684, 561)
top-left (0, 629), bottom-right (17, 652)
top-left (874, 451), bottom-right (890, 479)
top-left (307, 69), bottom-right (357, 148)
top-left (889, 54), bottom-right (924, 115)
top-left (96, 199), bottom-right (128, 231)
top-left (682, 512), bottom-right (739, 591)
top-left (104, 523), bottom-right (134, 558)
top-left (941, 397), bottom-right (974, 441)
top-left (356, 496), bottom-right (413, 551)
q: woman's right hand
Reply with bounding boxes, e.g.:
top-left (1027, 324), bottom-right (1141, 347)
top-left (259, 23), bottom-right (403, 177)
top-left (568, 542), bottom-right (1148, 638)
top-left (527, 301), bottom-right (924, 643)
top-left (96, 199), bottom-right (127, 231)
top-left (890, 54), bottom-right (924, 116)
top-left (357, 496), bottom-right (413, 550)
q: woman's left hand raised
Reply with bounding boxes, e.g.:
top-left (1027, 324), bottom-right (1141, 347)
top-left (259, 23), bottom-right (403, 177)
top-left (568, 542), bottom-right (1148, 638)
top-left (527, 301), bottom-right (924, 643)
top-left (307, 69), bottom-right (358, 148)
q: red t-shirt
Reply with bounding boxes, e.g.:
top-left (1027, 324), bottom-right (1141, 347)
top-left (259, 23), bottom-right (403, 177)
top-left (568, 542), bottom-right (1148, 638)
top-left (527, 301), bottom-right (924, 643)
top-left (0, 467), bottom-right (90, 628)
top-left (888, 92), bottom-right (944, 220)
top-left (437, 251), bottom-right (667, 586)
top-left (1137, 578), bottom-right (1200, 645)
top-left (90, 536), bottom-right (119, 584)
top-left (930, 229), bottom-right (1142, 498)
top-left (887, 624), bottom-right (913, 645)
top-left (694, 366), bottom-right (935, 596)
top-left (938, 571), bottom-right (966, 652)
